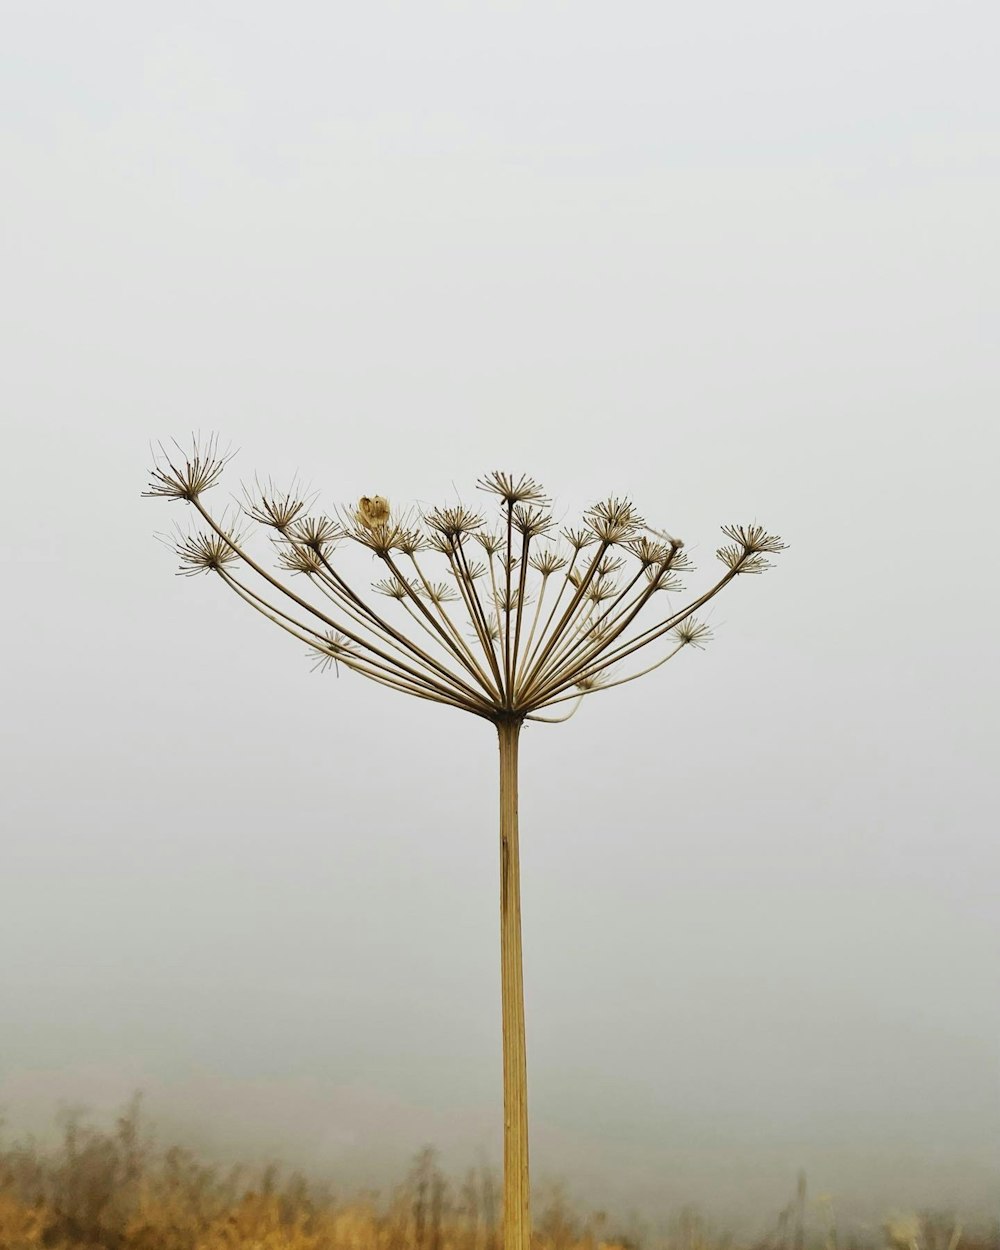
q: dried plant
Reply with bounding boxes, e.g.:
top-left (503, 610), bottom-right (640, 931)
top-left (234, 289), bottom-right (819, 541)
top-left (144, 438), bottom-right (786, 1250)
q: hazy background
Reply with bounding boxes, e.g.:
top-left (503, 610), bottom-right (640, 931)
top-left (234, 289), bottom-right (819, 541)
top-left (2, 0), bottom-right (998, 1235)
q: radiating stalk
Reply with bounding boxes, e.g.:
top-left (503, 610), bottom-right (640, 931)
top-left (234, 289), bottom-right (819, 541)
top-left (497, 717), bottom-right (530, 1250)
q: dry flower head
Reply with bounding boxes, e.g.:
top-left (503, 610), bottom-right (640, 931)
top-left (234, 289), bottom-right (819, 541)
top-left (146, 441), bottom-right (785, 722)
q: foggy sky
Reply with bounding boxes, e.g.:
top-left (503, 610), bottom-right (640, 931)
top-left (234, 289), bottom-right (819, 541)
top-left (2, 1), bottom-right (998, 1235)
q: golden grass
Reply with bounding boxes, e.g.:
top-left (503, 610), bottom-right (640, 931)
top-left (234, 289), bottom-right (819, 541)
top-left (0, 1103), bottom-right (615, 1250)
top-left (1, 1101), bottom-right (994, 1250)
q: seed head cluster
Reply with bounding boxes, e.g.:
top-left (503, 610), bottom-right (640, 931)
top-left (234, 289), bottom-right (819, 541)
top-left (145, 439), bottom-right (785, 722)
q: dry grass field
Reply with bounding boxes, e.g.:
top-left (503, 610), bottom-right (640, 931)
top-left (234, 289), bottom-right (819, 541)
top-left (1, 1101), bottom-right (994, 1250)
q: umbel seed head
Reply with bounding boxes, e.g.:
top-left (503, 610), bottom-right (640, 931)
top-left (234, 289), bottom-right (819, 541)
top-left (145, 442), bottom-right (785, 724)
top-left (144, 435), bottom-right (234, 502)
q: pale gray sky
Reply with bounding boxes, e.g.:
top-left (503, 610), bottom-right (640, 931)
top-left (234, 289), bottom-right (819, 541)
top-left (2, 0), bottom-right (998, 1235)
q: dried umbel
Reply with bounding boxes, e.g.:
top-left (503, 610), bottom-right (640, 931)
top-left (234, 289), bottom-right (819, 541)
top-left (144, 437), bottom-right (785, 1250)
top-left (146, 441), bottom-right (783, 720)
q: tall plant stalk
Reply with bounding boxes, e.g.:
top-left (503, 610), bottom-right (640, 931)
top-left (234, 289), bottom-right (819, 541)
top-left (144, 442), bottom-right (785, 1250)
top-left (497, 717), bottom-right (529, 1250)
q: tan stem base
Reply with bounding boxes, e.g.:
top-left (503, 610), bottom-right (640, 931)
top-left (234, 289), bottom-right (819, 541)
top-left (498, 718), bottom-right (530, 1250)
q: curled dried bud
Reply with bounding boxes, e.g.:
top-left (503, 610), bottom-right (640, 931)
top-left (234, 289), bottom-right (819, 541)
top-left (356, 495), bottom-right (391, 529)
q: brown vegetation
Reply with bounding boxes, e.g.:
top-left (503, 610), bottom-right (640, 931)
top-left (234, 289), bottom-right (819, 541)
top-left (1, 1102), bottom-right (995, 1250)
top-left (0, 1101), bottom-right (609, 1250)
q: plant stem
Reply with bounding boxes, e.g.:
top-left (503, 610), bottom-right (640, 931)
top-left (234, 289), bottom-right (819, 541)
top-left (497, 717), bottom-right (530, 1250)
